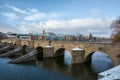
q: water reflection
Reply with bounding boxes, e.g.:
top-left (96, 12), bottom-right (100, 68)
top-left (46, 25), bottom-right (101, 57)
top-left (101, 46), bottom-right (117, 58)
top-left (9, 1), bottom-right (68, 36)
top-left (64, 50), bottom-right (72, 66)
top-left (91, 51), bottom-right (114, 73)
top-left (0, 50), bottom-right (98, 80)
top-left (35, 49), bottom-right (97, 80)
top-left (36, 58), bottom-right (97, 80)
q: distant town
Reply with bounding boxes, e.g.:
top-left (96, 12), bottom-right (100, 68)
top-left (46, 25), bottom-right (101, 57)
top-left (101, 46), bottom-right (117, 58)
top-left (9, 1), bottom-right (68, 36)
top-left (0, 30), bottom-right (110, 42)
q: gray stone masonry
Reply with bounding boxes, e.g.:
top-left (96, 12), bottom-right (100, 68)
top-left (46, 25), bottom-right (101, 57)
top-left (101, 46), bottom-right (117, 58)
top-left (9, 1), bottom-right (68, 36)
top-left (43, 46), bottom-right (54, 58)
top-left (72, 50), bottom-right (85, 64)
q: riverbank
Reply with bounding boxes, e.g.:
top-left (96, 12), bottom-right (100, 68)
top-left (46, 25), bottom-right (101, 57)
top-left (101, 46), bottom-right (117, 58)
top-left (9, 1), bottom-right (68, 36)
top-left (98, 65), bottom-right (120, 80)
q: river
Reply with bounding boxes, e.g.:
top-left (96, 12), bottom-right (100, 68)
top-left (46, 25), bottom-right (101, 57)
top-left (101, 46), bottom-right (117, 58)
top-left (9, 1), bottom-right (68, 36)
top-left (0, 51), bottom-right (115, 80)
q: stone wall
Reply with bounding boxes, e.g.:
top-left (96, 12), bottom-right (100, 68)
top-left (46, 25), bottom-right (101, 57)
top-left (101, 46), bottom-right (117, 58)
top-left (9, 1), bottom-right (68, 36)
top-left (72, 50), bottom-right (85, 64)
top-left (43, 47), bottom-right (54, 58)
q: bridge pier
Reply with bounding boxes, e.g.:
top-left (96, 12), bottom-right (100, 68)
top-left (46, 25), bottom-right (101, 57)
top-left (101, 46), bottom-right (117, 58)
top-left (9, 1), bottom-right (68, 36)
top-left (43, 46), bottom-right (54, 58)
top-left (72, 48), bottom-right (85, 64)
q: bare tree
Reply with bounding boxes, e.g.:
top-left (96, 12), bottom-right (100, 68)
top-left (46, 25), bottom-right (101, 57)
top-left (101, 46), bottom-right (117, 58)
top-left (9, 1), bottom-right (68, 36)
top-left (111, 16), bottom-right (120, 43)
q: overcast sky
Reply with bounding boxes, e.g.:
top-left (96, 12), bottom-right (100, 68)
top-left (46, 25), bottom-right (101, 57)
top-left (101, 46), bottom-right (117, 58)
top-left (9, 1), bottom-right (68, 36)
top-left (0, 0), bottom-right (120, 37)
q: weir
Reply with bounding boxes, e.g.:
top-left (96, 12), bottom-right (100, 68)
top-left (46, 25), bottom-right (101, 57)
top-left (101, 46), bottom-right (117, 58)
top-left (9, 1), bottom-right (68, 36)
top-left (0, 44), bottom-right (2, 48)
top-left (9, 50), bottom-right (37, 63)
top-left (0, 45), bottom-right (11, 53)
top-left (0, 47), bottom-right (22, 57)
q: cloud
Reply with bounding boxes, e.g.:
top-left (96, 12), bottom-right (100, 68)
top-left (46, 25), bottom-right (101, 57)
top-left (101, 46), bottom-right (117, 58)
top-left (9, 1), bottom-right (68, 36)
top-left (0, 21), bottom-right (20, 33)
top-left (27, 8), bottom-right (39, 13)
top-left (87, 29), bottom-right (100, 33)
top-left (1, 12), bottom-right (18, 19)
top-left (3, 4), bottom-right (61, 21)
top-left (4, 4), bottom-right (29, 14)
top-left (47, 13), bottom-right (62, 19)
top-left (24, 13), bottom-right (47, 21)
top-left (1, 4), bottom-right (112, 37)
top-left (19, 18), bottom-right (112, 37)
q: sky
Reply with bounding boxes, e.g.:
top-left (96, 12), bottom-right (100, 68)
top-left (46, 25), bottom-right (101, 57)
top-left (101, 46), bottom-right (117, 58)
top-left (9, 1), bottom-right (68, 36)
top-left (0, 0), bottom-right (120, 37)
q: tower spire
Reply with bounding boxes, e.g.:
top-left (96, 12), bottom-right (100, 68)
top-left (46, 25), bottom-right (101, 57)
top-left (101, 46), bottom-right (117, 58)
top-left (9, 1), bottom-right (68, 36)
top-left (43, 29), bottom-right (45, 36)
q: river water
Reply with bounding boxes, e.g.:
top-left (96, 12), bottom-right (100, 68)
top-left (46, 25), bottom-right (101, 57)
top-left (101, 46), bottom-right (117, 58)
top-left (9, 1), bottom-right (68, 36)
top-left (0, 51), bottom-right (115, 80)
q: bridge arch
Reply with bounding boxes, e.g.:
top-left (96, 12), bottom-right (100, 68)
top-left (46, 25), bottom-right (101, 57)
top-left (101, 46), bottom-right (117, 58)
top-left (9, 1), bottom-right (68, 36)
top-left (54, 48), bottom-right (65, 57)
top-left (85, 52), bottom-right (95, 62)
top-left (54, 47), bottom-right (72, 56)
top-left (54, 48), bottom-right (72, 66)
top-left (84, 46), bottom-right (107, 61)
top-left (22, 45), bottom-right (27, 48)
top-left (36, 46), bottom-right (43, 60)
top-left (22, 45), bottom-right (28, 55)
top-left (85, 50), bottom-right (114, 63)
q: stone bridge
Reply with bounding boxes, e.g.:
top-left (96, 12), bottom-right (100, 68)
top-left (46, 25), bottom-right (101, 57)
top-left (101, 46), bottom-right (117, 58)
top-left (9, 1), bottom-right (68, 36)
top-left (1, 39), bottom-right (120, 65)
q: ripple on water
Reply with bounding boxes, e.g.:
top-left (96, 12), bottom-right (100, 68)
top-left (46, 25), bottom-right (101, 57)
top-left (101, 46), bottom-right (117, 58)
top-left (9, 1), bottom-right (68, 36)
top-left (0, 58), bottom-right (74, 80)
top-left (0, 52), bottom-right (98, 80)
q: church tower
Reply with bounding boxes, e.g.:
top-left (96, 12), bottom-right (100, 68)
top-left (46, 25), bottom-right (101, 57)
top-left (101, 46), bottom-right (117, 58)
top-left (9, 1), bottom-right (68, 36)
top-left (43, 29), bottom-right (45, 36)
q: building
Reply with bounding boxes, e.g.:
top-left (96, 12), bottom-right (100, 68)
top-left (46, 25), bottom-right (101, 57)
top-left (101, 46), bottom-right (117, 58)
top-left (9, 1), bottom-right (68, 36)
top-left (56, 34), bottom-right (65, 41)
top-left (0, 32), bottom-right (6, 39)
top-left (65, 35), bottom-right (76, 41)
top-left (16, 34), bottom-right (30, 40)
top-left (6, 32), bottom-right (16, 39)
top-left (45, 32), bottom-right (57, 40)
